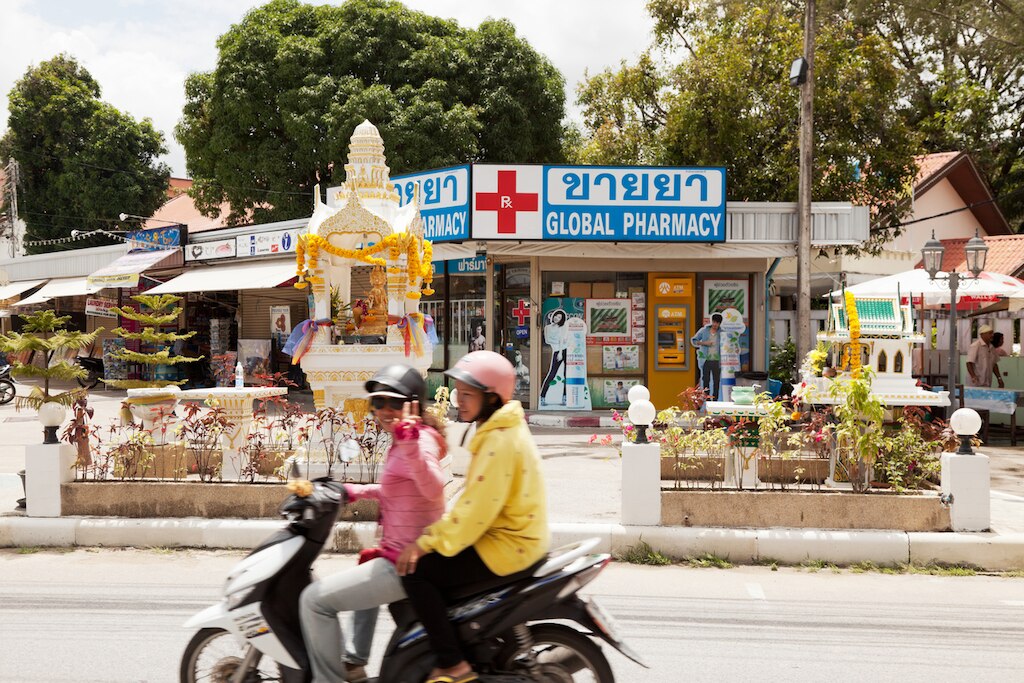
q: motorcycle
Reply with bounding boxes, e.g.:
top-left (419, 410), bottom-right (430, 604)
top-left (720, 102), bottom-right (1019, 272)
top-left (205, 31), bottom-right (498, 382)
top-left (180, 478), bottom-right (646, 683)
top-left (76, 355), bottom-right (104, 390)
top-left (0, 364), bottom-right (14, 405)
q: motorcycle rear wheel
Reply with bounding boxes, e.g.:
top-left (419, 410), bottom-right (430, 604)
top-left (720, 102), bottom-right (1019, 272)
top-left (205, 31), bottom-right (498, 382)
top-left (503, 623), bottom-right (615, 683)
top-left (0, 380), bottom-right (14, 405)
top-left (180, 627), bottom-right (283, 683)
top-left (76, 370), bottom-right (101, 389)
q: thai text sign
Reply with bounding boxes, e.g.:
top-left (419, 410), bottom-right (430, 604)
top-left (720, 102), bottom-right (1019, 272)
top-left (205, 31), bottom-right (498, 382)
top-left (85, 296), bottom-right (118, 318)
top-left (127, 225), bottom-right (184, 252)
top-left (469, 164), bottom-right (725, 242)
top-left (392, 165), bottom-right (470, 243)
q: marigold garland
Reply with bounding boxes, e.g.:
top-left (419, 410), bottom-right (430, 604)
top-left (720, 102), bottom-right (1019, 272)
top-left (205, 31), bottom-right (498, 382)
top-left (293, 230), bottom-right (435, 295)
top-left (844, 291), bottom-right (862, 379)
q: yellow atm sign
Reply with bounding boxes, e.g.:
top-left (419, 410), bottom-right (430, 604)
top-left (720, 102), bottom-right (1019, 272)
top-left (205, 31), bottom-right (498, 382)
top-left (658, 307), bottom-right (688, 321)
top-left (653, 278), bottom-right (692, 299)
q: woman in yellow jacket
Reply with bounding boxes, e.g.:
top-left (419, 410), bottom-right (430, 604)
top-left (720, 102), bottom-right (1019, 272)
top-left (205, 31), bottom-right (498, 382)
top-left (396, 350), bottom-right (549, 683)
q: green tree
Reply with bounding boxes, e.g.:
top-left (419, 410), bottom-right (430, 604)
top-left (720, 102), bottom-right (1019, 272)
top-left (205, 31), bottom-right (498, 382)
top-left (573, 0), bottom-right (922, 254)
top-left (844, 0), bottom-right (1024, 231)
top-left (105, 294), bottom-right (202, 389)
top-left (0, 310), bottom-right (101, 410)
top-left (1, 55), bottom-right (171, 254)
top-left (176, 0), bottom-right (566, 225)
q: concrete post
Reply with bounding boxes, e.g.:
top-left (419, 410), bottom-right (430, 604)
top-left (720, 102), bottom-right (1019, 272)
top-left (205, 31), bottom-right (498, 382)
top-left (941, 451), bottom-right (990, 532)
top-left (621, 441), bottom-right (661, 525)
top-left (25, 443), bottom-right (76, 517)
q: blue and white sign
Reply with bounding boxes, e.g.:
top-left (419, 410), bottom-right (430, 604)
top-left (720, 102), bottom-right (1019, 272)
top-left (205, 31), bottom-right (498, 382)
top-left (468, 164), bottom-right (726, 243)
top-left (392, 165), bottom-right (470, 243)
top-left (237, 228), bottom-right (299, 257)
top-left (127, 225), bottom-right (184, 252)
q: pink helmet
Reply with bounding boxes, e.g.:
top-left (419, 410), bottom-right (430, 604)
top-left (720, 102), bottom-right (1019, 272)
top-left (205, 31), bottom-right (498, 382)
top-left (445, 350), bottom-right (516, 403)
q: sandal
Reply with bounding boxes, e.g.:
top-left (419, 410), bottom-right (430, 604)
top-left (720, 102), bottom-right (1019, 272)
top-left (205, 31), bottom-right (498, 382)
top-left (425, 673), bottom-right (479, 683)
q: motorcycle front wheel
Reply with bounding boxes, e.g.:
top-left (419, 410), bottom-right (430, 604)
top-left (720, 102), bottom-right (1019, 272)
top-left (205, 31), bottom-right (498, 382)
top-left (180, 627), bottom-right (283, 683)
top-left (503, 623), bottom-right (615, 683)
top-left (0, 380), bottom-right (14, 405)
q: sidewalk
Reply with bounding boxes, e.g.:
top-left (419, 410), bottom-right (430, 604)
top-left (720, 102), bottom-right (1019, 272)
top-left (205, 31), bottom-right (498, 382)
top-left (2, 386), bottom-right (1023, 570)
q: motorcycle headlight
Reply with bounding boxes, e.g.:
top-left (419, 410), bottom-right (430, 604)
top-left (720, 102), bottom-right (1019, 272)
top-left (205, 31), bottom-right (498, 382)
top-left (226, 587), bottom-right (255, 610)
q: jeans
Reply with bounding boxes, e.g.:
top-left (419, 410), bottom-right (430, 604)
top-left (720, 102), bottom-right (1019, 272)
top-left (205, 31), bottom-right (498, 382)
top-left (702, 359), bottom-right (721, 401)
top-left (540, 350), bottom-right (566, 403)
top-left (299, 558), bottom-right (406, 682)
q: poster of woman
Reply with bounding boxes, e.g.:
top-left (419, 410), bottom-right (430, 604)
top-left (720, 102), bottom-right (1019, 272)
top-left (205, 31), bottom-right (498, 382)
top-left (539, 298), bottom-right (589, 409)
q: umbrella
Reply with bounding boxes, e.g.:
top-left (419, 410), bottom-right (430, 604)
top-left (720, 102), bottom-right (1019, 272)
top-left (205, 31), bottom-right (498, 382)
top-left (826, 268), bottom-right (1024, 306)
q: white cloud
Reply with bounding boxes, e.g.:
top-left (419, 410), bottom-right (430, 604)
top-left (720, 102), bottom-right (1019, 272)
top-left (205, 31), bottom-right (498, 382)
top-left (1, 0), bottom-right (653, 176)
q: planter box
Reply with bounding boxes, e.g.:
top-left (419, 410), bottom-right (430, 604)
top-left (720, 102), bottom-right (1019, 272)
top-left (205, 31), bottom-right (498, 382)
top-left (61, 481), bottom-right (381, 520)
top-left (661, 456), bottom-right (725, 481)
top-left (661, 489), bottom-right (951, 531)
top-left (758, 457), bottom-right (829, 484)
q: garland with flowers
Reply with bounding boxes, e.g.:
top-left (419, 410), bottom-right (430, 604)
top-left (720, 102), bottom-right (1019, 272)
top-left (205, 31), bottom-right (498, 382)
top-left (844, 290), bottom-right (862, 379)
top-left (294, 232), bottom-right (434, 297)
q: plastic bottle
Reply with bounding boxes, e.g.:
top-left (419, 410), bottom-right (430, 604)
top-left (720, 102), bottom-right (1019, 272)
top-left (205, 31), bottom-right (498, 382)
top-left (235, 361), bottom-right (244, 388)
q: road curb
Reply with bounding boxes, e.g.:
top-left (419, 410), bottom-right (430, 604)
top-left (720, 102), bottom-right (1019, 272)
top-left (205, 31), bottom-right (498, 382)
top-left (526, 414), bottom-right (617, 429)
top-left (2, 515), bottom-right (1021, 570)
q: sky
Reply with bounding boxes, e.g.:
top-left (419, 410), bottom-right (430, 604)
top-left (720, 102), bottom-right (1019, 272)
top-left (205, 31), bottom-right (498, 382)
top-left (0, 0), bottom-right (656, 177)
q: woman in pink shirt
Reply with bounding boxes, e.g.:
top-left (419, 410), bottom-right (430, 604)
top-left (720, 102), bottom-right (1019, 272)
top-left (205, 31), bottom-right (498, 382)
top-left (300, 365), bottom-right (446, 683)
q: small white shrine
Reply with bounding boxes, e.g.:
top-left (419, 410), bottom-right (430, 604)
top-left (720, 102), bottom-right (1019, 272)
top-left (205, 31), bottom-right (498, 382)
top-left (293, 121), bottom-right (435, 414)
top-left (803, 293), bottom-right (950, 407)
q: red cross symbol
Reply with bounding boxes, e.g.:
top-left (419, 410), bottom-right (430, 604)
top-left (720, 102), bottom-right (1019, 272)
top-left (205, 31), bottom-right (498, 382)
top-left (511, 299), bottom-right (530, 326)
top-left (475, 170), bottom-right (539, 234)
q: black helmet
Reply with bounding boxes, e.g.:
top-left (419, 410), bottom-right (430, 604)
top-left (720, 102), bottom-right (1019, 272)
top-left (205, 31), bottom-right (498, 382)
top-left (364, 364), bottom-right (426, 401)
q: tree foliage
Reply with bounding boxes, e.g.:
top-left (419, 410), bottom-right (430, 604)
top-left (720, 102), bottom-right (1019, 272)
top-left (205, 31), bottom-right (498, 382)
top-left (844, 0), bottom-right (1024, 231)
top-left (1, 55), bottom-right (170, 254)
top-left (105, 294), bottom-right (201, 389)
top-left (176, 0), bottom-right (566, 225)
top-left (573, 0), bottom-right (921, 254)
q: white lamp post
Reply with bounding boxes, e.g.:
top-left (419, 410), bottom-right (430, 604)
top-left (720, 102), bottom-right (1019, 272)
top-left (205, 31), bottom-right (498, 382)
top-left (941, 407), bottom-right (990, 531)
top-left (621, 386), bottom-right (660, 526)
top-left (921, 230), bottom-right (988, 392)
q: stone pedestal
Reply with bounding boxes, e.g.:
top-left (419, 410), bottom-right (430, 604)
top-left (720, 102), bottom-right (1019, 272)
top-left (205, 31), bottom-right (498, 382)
top-left (621, 441), bottom-right (661, 525)
top-left (25, 443), bottom-right (76, 517)
top-left (941, 451), bottom-right (991, 532)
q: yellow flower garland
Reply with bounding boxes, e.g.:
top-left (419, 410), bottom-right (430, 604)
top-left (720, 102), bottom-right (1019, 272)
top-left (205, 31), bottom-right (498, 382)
top-left (293, 230), bottom-right (435, 295)
top-left (845, 291), bottom-right (862, 379)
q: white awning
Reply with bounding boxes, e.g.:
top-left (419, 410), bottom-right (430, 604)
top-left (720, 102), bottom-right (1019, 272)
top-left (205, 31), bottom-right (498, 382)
top-left (146, 260), bottom-right (297, 294)
top-left (87, 248), bottom-right (179, 288)
top-left (0, 279), bottom-right (47, 302)
top-left (14, 277), bottom-right (104, 307)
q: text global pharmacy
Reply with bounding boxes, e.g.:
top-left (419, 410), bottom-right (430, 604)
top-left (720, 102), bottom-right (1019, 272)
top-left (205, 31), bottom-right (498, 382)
top-left (544, 209), bottom-right (724, 241)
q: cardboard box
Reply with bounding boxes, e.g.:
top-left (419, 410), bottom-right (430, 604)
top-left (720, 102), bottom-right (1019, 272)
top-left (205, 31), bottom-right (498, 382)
top-left (592, 282), bottom-right (615, 299)
top-left (568, 282), bottom-right (592, 299)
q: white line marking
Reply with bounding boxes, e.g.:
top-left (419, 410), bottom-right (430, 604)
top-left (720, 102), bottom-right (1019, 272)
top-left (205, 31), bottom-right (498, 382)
top-left (1002, 600), bottom-right (1024, 607)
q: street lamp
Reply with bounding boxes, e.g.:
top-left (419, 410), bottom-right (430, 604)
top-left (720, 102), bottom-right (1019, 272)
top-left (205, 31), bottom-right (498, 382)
top-left (921, 230), bottom-right (988, 393)
top-left (627, 385), bottom-right (656, 445)
top-left (949, 408), bottom-right (982, 455)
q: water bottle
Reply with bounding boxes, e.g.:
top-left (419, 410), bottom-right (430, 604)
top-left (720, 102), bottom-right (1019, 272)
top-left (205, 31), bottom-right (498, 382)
top-left (235, 361), bottom-right (244, 388)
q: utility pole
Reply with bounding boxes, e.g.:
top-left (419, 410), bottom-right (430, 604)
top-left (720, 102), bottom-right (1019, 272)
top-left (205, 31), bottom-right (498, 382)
top-left (2, 158), bottom-right (21, 258)
top-left (795, 0), bottom-right (816, 366)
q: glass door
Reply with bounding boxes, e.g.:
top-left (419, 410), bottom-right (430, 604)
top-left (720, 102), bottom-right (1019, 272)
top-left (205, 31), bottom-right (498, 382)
top-left (498, 291), bottom-right (532, 407)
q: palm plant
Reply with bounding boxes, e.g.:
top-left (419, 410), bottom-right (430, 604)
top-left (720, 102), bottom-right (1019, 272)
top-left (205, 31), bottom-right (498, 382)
top-left (105, 293), bottom-right (202, 388)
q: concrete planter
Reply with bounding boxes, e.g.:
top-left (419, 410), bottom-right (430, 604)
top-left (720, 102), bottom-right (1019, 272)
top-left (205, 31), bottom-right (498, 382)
top-left (758, 457), bottom-right (829, 484)
top-left (661, 489), bottom-right (951, 531)
top-left (61, 481), bottom-right (380, 520)
top-left (661, 456), bottom-right (726, 482)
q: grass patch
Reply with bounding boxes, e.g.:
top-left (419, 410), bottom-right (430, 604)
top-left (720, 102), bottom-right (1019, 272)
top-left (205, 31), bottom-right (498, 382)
top-left (148, 546), bottom-right (175, 555)
top-left (905, 563), bottom-right (977, 577)
top-left (685, 553), bottom-right (733, 569)
top-left (1002, 570), bottom-right (1024, 578)
top-left (800, 559), bottom-right (840, 573)
top-left (849, 560), bottom-right (903, 574)
top-left (17, 546), bottom-right (41, 554)
top-left (616, 540), bottom-right (672, 566)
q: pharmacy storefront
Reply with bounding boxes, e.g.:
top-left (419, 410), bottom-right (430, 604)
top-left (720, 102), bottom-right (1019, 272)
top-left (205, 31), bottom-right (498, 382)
top-left (390, 163), bottom-right (797, 410)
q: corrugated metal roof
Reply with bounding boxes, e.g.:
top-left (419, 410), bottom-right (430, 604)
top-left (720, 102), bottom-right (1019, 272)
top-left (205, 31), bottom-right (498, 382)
top-left (726, 202), bottom-right (868, 245)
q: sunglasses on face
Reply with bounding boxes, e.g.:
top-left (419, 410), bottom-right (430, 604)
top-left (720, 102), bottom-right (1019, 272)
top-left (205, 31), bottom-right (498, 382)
top-left (370, 395), bottom-right (407, 411)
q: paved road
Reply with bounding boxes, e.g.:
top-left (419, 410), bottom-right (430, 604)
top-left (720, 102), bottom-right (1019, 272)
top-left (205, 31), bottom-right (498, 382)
top-left (1, 549), bottom-right (1022, 682)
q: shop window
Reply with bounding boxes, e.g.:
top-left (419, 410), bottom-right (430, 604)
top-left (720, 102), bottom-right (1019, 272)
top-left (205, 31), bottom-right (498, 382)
top-left (877, 350), bottom-right (887, 373)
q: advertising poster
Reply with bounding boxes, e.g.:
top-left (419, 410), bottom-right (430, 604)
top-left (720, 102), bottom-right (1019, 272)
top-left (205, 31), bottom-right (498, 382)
top-left (585, 298), bottom-right (632, 344)
top-left (468, 317), bottom-right (487, 352)
top-left (564, 317), bottom-right (592, 409)
top-left (603, 379), bottom-right (639, 406)
top-left (702, 279), bottom-right (750, 386)
top-left (238, 339), bottom-right (271, 383)
top-left (270, 306), bottom-right (291, 350)
top-left (602, 345), bottom-right (640, 372)
top-left (539, 297), bottom-right (587, 410)
top-left (85, 297), bottom-right (118, 319)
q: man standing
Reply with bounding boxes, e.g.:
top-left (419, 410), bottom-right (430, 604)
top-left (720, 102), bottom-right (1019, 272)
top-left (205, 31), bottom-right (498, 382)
top-left (692, 313), bottom-right (723, 400)
top-left (966, 324), bottom-right (999, 387)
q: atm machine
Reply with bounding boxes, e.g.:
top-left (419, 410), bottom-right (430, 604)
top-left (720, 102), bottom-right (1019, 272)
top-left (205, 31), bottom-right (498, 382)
top-left (647, 273), bottom-right (696, 409)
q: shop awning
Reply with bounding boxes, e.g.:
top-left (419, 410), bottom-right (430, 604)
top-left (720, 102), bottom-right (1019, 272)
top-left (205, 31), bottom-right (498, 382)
top-left (145, 260), bottom-right (297, 295)
top-left (87, 248), bottom-right (179, 288)
top-left (0, 279), bottom-right (48, 302)
top-left (14, 277), bottom-right (104, 307)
